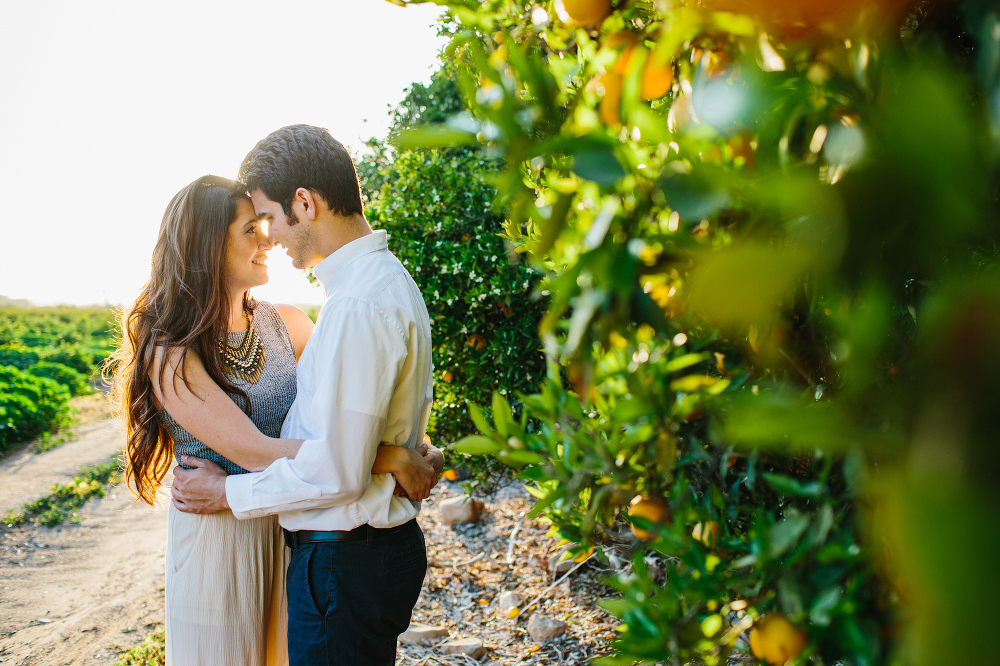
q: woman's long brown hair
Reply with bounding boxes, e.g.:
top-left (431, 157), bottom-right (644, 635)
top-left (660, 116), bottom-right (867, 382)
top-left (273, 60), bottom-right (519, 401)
top-left (108, 175), bottom-right (255, 505)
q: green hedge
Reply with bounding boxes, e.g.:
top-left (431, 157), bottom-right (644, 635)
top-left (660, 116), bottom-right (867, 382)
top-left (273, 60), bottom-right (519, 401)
top-left (373, 148), bottom-right (546, 451)
top-left (0, 365), bottom-right (71, 452)
top-left (26, 362), bottom-right (92, 397)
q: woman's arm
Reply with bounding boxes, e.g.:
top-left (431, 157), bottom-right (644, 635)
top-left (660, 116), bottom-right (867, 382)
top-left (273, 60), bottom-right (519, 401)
top-left (154, 347), bottom-right (445, 484)
top-left (274, 304), bottom-right (314, 361)
top-left (152, 346), bottom-right (301, 472)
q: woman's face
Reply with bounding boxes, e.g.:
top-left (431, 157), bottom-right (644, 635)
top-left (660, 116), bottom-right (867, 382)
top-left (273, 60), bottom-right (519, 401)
top-left (223, 197), bottom-right (272, 296)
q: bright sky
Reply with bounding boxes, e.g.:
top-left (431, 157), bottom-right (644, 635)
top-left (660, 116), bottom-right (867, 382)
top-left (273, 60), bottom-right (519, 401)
top-left (0, 0), bottom-right (447, 307)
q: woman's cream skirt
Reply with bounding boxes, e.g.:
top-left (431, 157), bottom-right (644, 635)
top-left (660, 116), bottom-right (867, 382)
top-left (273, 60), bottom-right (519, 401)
top-left (165, 503), bottom-right (288, 666)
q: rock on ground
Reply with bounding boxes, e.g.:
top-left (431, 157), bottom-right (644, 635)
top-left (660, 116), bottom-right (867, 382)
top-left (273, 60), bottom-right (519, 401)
top-left (438, 495), bottom-right (484, 525)
top-left (399, 622), bottom-right (450, 645)
top-left (439, 637), bottom-right (487, 659)
top-left (527, 614), bottom-right (569, 642)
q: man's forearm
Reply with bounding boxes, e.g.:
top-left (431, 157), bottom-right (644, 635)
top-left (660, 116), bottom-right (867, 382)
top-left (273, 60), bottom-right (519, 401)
top-left (210, 437), bottom-right (303, 472)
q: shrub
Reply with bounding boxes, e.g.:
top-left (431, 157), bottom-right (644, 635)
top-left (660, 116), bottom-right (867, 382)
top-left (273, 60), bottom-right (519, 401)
top-left (361, 64), bottom-right (547, 484)
top-left (398, 0), bottom-right (1000, 664)
top-left (26, 361), bottom-right (92, 396)
top-left (0, 365), bottom-right (71, 452)
top-left (372, 149), bottom-right (546, 449)
top-left (0, 344), bottom-right (39, 370)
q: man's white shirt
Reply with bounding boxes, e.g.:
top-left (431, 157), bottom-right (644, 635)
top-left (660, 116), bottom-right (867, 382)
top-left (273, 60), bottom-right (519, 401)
top-left (225, 230), bottom-right (433, 530)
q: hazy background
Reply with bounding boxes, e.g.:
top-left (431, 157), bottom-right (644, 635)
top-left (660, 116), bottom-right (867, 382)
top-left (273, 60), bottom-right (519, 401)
top-left (0, 0), bottom-right (447, 307)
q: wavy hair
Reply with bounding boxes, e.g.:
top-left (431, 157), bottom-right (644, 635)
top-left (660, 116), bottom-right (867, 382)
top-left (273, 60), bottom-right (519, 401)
top-left (108, 175), bottom-right (254, 505)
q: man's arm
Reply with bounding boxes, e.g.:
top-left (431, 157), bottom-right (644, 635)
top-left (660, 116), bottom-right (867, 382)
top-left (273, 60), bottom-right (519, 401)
top-left (222, 298), bottom-right (420, 518)
top-left (172, 441), bottom-right (443, 512)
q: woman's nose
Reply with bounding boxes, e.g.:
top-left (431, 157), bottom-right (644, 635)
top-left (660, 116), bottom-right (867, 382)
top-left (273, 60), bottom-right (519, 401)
top-left (257, 228), bottom-right (273, 249)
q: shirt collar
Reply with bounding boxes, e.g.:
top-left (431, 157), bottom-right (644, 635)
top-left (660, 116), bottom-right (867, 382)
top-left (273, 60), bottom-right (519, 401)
top-left (313, 230), bottom-right (387, 297)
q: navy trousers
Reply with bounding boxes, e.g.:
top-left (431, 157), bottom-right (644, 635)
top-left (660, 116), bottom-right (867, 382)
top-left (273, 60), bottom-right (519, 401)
top-left (285, 519), bottom-right (427, 665)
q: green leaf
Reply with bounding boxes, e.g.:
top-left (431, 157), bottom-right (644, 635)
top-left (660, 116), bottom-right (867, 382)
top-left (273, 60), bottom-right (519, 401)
top-left (453, 435), bottom-right (501, 455)
top-left (497, 449), bottom-right (544, 466)
top-left (492, 392), bottom-right (512, 438)
top-left (572, 146), bottom-right (626, 187)
top-left (810, 586), bottom-right (842, 627)
top-left (770, 513), bottom-right (811, 557)
top-left (669, 375), bottom-right (724, 392)
top-left (664, 353), bottom-right (710, 373)
top-left (390, 125), bottom-right (477, 150)
top-left (611, 397), bottom-right (650, 423)
top-left (467, 402), bottom-right (492, 436)
top-left (763, 473), bottom-right (825, 498)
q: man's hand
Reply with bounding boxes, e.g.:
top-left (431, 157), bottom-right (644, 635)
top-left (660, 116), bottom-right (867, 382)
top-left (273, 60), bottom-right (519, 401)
top-left (171, 456), bottom-right (230, 514)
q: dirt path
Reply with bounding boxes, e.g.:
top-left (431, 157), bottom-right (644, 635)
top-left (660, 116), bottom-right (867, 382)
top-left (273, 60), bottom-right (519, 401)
top-left (0, 417), bottom-right (170, 665)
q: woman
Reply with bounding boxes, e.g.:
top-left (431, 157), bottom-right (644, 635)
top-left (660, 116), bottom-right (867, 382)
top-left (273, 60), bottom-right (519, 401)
top-left (110, 175), bottom-right (436, 665)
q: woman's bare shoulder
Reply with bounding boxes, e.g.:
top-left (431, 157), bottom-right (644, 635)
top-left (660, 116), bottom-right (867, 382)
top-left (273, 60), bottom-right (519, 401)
top-left (271, 304), bottom-right (315, 359)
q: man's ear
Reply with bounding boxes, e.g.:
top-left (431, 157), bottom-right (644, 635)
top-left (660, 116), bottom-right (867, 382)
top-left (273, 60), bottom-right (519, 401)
top-left (294, 187), bottom-right (322, 221)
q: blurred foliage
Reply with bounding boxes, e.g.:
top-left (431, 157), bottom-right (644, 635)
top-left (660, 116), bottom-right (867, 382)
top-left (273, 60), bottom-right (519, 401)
top-left (359, 63), bottom-right (547, 487)
top-left (0, 307), bottom-right (115, 453)
top-left (397, 0), bottom-right (1000, 664)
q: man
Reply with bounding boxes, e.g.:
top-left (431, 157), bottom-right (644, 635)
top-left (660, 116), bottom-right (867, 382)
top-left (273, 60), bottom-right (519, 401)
top-left (172, 124), bottom-right (439, 664)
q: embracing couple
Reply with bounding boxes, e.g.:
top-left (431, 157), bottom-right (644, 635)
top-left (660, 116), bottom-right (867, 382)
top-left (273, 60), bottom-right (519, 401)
top-left (112, 124), bottom-right (441, 665)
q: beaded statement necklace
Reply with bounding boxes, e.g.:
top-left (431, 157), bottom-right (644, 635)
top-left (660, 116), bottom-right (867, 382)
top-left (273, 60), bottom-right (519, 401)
top-left (218, 312), bottom-right (265, 384)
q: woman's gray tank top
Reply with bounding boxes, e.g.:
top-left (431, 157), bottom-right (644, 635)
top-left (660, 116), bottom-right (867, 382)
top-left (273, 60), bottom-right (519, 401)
top-left (158, 301), bottom-right (298, 475)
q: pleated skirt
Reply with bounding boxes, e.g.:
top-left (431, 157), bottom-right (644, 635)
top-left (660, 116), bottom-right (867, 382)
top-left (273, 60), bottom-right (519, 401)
top-left (165, 503), bottom-right (289, 666)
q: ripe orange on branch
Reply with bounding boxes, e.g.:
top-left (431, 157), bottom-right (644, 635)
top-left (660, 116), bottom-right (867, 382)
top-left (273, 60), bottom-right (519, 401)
top-left (641, 59), bottom-right (673, 100)
top-left (628, 495), bottom-right (671, 540)
top-left (749, 614), bottom-right (808, 665)
top-left (554, 0), bottom-right (612, 28)
top-left (596, 71), bottom-right (623, 127)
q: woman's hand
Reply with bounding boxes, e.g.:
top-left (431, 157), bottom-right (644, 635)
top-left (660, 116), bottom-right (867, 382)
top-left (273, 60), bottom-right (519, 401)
top-left (373, 440), bottom-right (442, 501)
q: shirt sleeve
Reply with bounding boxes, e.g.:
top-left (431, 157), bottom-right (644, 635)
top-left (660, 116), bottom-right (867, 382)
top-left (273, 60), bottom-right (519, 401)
top-left (225, 297), bottom-right (407, 519)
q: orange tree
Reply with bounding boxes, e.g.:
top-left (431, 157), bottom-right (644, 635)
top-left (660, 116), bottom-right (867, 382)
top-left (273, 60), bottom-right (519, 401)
top-left (395, 0), bottom-right (1000, 664)
top-left (361, 64), bottom-right (548, 484)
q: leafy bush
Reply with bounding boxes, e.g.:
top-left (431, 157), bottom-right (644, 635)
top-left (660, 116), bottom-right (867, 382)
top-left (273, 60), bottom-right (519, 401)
top-left (372, 148), bottom-right (546, 450)
top-left (26, 361), bottom-right (92, 396)
top-left (116, 628), bottom-right (165, 666)
top-left (399, 0), bottom-right (1000, 664)
top-left (360, 64), bottom-right (547, 484)
top-left (0, 365), bottom-right (71, 452)
top-left (0, 343), bottom-right (39, 369)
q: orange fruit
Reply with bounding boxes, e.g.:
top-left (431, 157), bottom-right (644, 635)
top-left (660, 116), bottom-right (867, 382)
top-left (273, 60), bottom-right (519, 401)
top-left (628, 495), bottom-right (671, 540)
top-left (692, 520), bottom-right (721, 548)
top-left (442, 371), bottom-right (454, 382)
top-left (597, 71), bottom-right (623, 127)
top-left (554, 0), bottom-right (612, 28)
top-left (442, 469), bottom-right (458, 481)
top-left (607, 31), bottom-right (638, 74)
top-left (749, 614), bottom-right (808, 665)
top-left (467, 333), bottom-right (487, 349)
top-left (641, 59), bottom-right (673, 100)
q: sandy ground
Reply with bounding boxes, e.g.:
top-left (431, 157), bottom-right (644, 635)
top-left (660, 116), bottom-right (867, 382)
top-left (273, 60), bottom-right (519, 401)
top-left (0, 405), bottom-right (170, 665)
